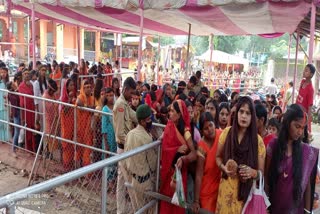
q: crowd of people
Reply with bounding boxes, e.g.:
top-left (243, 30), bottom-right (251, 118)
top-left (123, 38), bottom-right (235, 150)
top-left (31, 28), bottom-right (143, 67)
top-left (0, 59), bottom-right (318, 214)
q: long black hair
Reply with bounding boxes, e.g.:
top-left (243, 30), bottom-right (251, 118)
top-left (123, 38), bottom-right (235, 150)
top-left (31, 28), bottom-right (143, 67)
top-left (173, 100), bottom-right (185, 137)
top-left (38, 65), bottom-right (48, 94)
top-left (185, 100), bottom-right (196, 144)
top-left (93, 78), bottom-right (104, 102)
top-left (223, 96), bottom-right (258, 201)
top-left (269, 104), bottom-right (304, 207)
top-left (112, 78), bottom-right (120, 97)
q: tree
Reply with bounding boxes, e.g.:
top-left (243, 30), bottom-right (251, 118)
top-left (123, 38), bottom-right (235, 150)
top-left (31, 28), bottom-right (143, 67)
top-left (191, 36), bottom-right (209, 56)
top-left (215, 36), bottom-right (250, 54)
top-left (153, 36), bottom-right (175, 46)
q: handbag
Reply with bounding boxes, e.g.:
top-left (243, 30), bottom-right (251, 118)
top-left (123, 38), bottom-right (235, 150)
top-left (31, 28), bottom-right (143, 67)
top-left (241, 171), bottom-right (271, 214)
top-left (18, 123), bottom-right (26, 144)
top-left (171, 165), bottom-right (186, 208)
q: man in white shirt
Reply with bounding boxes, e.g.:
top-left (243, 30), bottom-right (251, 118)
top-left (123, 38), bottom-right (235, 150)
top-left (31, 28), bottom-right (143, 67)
top-left (267, 77), bottom-right (278, 95)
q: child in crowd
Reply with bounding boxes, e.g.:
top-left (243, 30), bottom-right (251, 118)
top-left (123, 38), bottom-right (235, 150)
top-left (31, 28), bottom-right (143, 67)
top-left (267, 117), bottom-right (281, 136)
top-left (263, 117), bottom-right (281, 147)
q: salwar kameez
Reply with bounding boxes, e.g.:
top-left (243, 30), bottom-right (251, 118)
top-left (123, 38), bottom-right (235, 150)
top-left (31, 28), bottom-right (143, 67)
top-left (0, 81), bottom-right (8, 142)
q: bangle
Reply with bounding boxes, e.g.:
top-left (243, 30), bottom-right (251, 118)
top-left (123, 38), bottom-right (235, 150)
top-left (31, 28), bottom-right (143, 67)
top-left (304, 208), bottom-right (311, 213)
top-left (219, 163), bottom-right (223, 170)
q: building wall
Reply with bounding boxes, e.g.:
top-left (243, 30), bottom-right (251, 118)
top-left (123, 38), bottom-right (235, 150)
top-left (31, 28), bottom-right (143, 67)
top-left (63, 25), bottom-right (76, 49)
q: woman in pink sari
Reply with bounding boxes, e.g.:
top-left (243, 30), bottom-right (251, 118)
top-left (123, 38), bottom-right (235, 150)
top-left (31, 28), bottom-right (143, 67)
top-left (18, 69), bottom-right (35, 152)
top-left (160, 100), bottom-right (197, 214)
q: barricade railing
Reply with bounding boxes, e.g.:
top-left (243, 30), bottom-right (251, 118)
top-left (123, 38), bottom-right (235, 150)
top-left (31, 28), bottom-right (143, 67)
top-left (0, 88), bottom-right (165, 188)
top-left (0, 140), bottom-right (162, 214)
top-left (77, 69), bottom-right (137, 87)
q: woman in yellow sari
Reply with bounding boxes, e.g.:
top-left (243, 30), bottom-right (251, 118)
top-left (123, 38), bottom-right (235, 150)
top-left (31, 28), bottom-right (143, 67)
top-left (215, 96), bottom-right (265, 213)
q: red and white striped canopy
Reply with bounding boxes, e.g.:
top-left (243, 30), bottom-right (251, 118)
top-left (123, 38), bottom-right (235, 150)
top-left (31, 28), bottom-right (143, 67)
top-left (4, 0), bottom-right (312, 36)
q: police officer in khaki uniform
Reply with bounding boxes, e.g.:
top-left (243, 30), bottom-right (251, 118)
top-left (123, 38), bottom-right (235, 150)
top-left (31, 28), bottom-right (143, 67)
top-left (124, 104), bottom-right (157, 213)
top-left (113, 77), bottom-right (137, 214)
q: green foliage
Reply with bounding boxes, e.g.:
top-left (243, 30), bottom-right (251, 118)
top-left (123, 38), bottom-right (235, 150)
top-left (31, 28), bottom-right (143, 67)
top-left (153, 33), bottom-right (309, 62)
top-left (191, 36), bottom-right (209, 56)
top-left (215, 36), bottom-right (250, 54)
top-left (153, 36), bottom-right (175, 46)
top-left (270, 40), bottom-right (289, 59)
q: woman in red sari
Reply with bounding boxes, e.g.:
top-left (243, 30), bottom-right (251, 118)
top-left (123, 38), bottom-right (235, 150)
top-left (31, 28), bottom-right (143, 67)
top-left (18, 69), bottom-right (35, 152)
top-left (160, 100), bottom-right (197, 214)
top-left (60, 78), bottom-right (76, 171)
top-left (76, 79), bottom-right (94, 167)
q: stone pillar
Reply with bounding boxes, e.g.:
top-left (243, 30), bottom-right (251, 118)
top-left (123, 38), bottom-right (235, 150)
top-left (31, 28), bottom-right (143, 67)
top-left (56, 24), bottom-right (64, 62)
top-left (39, 20), bottom-right (47, 59)
top-left (80, 28), bottom-right (84, 59)
top-left (16, 19), bottom-right (25, 59)
top-left (95, 31), bottom-right (101, 62)
top-left (17, 19), bottom-right (24, 43)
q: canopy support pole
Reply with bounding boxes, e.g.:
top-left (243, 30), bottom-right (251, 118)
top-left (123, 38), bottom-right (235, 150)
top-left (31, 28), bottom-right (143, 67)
top-left (293, 34), bottom-right (308, 60)
top-left (209, 34), bottom-right (214, 73)
top-left (292, 32), bottom-right (300, 105)
top-left (77, 26), bottom-right (81, 65)
top-left (308, 1), bottom-right (316, 64)
top-left (31, 2), bottom-right (36, 69)
top-left (119, 34), bottom-right (122, 69)
top-left (115, 33), bottom-right (118, 60)
top-left (137, 8), bottom-right (144, 81)
top-left (285, 34), bottom-right (292, 86)
top-left (27, 16), bottom-right (30, 63)
top-left (185, 23), bottom-right (191, 80)
top-left (156, 35), bottom-right (161, 85)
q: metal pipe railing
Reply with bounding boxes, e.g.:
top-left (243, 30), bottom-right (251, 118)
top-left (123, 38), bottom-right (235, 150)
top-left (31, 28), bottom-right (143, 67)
top-left (0, 88), bottom-right (165, 129)
top-left (0, 119), bottom-right (117, 156)
top-left (78, 69), bottom-right (137, 79)
top-left (0, 140), bottom-right (161, 209)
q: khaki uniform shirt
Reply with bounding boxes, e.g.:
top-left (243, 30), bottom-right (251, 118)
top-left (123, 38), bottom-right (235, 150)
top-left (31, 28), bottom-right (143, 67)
top-left (124, 125), bottom-right (157, 177)
top-left (113, 94), bottom-right (137, 145)
top-left (193, 80), bottom-right (203, 95)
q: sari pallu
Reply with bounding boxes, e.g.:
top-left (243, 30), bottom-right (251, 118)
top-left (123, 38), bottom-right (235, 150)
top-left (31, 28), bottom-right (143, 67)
top-left (60, 80), bottom-right (75, 171)
top-left (76, 86), bottom-right (94, 167)
top-left (18, 82), bottom-right (35, 152)
top-left (61, 105), bottom-right (74, 170)
top-left (160, 120), bottom-right (188, 214)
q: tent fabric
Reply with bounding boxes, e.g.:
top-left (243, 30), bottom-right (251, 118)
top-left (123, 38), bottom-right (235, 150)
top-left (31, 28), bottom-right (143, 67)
top-left (8, 0), bottom-right (311, 36)
top-left (10, 0), bottom-right (305, 8)
top-left (196, 49), bottom-right (249, 65)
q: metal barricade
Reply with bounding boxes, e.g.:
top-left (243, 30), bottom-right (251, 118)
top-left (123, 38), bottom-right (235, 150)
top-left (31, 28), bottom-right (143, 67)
top-left (0, 141), bottom-right (162, 214)
top-left (0, 87), bottom-right (166, 214)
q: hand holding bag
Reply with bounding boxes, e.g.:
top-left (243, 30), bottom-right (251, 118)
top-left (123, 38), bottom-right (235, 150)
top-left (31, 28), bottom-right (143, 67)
top-left (171, 165), bottom-right (186, 208)
top-left (241, 171), bottom-right (271, 214)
